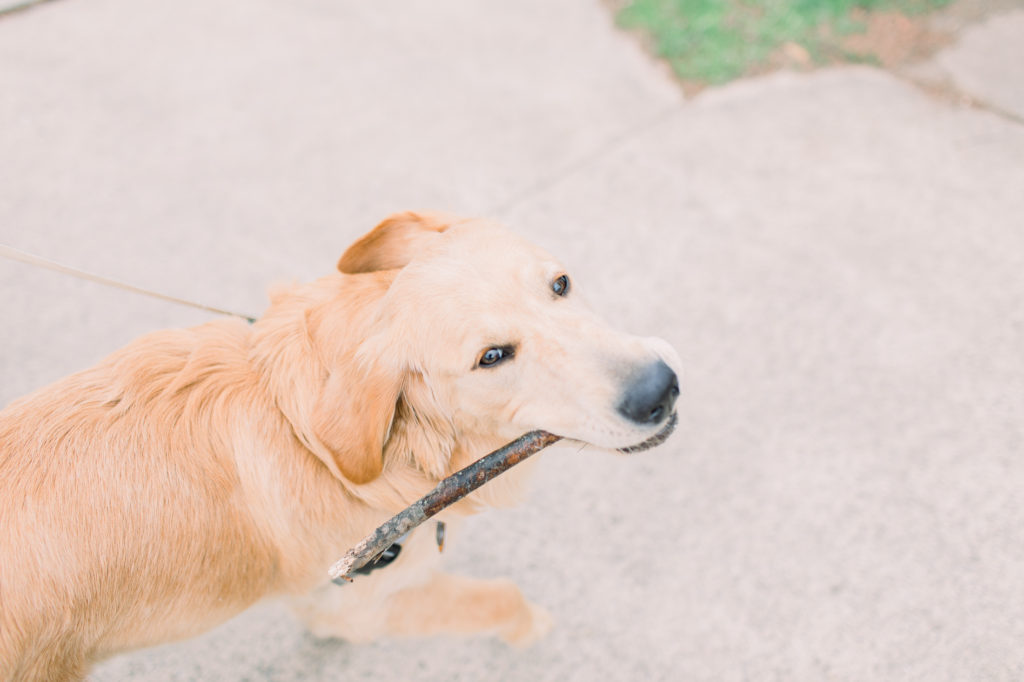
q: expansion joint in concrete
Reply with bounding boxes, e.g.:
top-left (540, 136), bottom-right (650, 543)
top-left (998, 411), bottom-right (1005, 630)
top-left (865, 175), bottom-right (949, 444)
top-left (488, 104), bottom-right (682, 219)
top-left (894, 70), bottom-right (1024, 127)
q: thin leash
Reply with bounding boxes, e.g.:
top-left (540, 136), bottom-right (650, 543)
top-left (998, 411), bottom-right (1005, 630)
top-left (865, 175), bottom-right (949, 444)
top-left (0, 244), bottom-right (259, 323)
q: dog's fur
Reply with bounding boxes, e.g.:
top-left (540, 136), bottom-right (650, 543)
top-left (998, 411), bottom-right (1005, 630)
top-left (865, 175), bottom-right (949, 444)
top-left (0, 212), bottom-right (680, 681)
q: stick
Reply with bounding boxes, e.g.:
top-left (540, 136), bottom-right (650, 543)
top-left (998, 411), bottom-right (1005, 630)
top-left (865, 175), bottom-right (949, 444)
top-left (328, 430), bottom-right (562, 581)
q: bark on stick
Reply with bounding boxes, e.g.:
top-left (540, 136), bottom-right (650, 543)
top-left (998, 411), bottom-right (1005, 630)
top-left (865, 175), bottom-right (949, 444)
top-left (328, 430), bottom-right (562, 581)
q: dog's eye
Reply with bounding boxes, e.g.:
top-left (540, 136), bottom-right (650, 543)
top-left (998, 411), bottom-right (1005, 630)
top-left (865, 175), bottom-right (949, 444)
top-left (552, 274), bottom-right (570, 297)
top-left (478, 346), bottom-right (514, 368)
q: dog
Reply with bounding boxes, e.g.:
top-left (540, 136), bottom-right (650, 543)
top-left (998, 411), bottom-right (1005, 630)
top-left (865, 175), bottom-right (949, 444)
top-left (0, 212), bottom-right (681, 681)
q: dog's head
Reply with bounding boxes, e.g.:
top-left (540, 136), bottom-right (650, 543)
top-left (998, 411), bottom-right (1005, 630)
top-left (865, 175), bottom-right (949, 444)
top-left (287, 211), bottom-right (680, 486)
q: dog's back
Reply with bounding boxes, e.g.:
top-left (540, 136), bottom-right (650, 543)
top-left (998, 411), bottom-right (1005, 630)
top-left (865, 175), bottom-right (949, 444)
top-left (0, 320), bottom-right (278, 680)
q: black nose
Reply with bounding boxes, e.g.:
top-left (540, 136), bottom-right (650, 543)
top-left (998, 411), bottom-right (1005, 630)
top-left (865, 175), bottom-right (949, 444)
top-left (617, 360), bottom-right (679, 426)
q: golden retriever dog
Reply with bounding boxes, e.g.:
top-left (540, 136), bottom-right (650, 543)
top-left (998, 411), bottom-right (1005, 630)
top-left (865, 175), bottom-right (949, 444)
top-left (0, 212), bottom-right (681, 681)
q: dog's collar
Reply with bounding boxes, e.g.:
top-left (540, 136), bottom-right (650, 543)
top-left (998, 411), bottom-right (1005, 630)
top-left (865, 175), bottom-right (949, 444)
top-left (331, 521), bottom-right (446, 585)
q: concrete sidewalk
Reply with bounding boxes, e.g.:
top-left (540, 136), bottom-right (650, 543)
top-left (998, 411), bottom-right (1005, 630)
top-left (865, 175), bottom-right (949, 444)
top-left (2, 1), bottom-right (1023, 680)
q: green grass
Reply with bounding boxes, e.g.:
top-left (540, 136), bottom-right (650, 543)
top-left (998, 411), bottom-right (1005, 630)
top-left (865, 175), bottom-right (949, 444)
top-left (617, 0), bottom-right (953, 86)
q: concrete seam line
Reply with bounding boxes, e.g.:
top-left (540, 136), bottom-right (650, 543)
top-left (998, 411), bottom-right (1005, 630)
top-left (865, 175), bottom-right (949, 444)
top-left (893, 70), bottom-right (1024, 127)
top-left (487, 104), bottom-right (683, 219)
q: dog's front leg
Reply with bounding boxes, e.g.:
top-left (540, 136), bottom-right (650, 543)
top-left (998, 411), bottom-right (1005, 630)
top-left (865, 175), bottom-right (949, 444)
top-left (290, 572), bottom-right (552, 646)
top-left (384, 572), bottom-right (553, 645)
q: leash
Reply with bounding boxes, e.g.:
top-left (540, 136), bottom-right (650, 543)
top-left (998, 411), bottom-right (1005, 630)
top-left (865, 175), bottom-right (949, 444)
top-left (0, 243), bottom-right (259, 323)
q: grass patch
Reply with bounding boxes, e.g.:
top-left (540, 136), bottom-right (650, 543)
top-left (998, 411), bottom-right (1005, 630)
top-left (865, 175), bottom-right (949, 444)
top-left (616, 0), bottom-right (954, 87)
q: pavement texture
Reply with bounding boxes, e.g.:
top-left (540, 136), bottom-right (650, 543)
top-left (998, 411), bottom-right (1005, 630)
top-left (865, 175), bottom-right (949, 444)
top-left (1, 1), bottom-right (1023, 680)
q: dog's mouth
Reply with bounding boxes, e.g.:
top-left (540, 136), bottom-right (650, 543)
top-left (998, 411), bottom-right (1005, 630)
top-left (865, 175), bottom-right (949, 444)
top-left (617, 411), bottom-right (679, 454)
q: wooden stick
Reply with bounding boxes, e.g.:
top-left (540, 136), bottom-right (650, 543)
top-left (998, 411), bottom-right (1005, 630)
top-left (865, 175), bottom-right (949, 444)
top-left (328, 430), bottom-right (562, 581)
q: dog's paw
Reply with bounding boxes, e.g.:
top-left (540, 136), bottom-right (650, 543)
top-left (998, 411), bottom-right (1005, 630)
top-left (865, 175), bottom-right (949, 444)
top-left (500, 601), bottom-right (554, 647)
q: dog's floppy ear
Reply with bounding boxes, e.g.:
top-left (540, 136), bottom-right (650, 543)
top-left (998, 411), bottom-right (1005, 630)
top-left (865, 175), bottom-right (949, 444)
top-left (386, 372), bottom-right (458, 480)
top-left (337, 211), bottom-right (459, 274)
top-left (309, 352), bottom-right (402, 485)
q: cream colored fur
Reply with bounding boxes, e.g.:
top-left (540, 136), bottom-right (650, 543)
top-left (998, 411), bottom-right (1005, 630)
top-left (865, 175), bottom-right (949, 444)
top-left (0, 212), bottom-right (680, 681)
